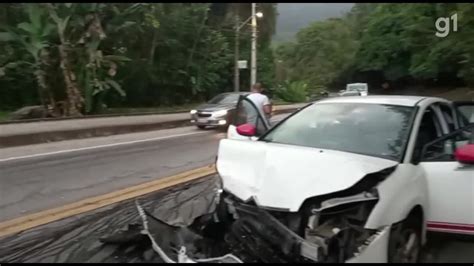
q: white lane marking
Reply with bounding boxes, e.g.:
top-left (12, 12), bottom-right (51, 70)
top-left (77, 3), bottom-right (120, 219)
top-left (0, 131), bottom-right (209, 163)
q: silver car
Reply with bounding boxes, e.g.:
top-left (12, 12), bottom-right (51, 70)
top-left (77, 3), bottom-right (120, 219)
top-left (190, 92), bottom-right (249, 129)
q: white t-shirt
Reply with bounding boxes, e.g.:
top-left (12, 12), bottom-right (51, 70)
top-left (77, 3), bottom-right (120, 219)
top-left (246, 92), bottom-right (270, 115)
top-left (245, 92), bottom-right (270, 125)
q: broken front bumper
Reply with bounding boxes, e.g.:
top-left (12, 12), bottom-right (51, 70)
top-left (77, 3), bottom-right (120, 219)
top-left (134, 195), bottom-right (391, 263)
top-left (135, 201), bottom-right (243, 263)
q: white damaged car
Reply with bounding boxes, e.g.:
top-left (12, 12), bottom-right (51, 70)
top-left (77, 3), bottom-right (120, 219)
top-left (103, 96), bottom-right (474, 263)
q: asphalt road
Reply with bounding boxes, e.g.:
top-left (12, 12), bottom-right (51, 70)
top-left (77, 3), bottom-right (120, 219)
top-left (0, 176), bottom-right (220, 263)
top-left (1, 112), bottom-right (473, 263)
top-left (0, 176), bottom-right (472, 263)
top-left (0, 114), bottom-right (287, 222)
top-left (0, 127), bottom-right (219, 222)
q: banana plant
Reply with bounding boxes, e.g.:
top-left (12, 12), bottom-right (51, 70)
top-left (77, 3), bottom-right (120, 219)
top-left (74, 4), bottom-right (134, 113)
top-left (44, 3), bottom-right (135, 114)
top-left (45, 3), bottom-right (86, 116)
top-left (0, 4), bottom-right (55, 111)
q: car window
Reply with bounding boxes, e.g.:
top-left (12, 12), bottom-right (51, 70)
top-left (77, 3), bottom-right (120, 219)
top-left (234, 98), bottom-right (267, 136)
top-left (254, 115), bottom-right (267, 136)
top-left (261, 103), bottom-right (414, 161)
top-left (208, 94), bottom-right (240, 104)
top-left (457, 105), bottom-right (474, 127)
top-left (412, 107), bottom-right (444, 162)
top-left (421, 124), bottom-right (474, 162)
top-left (346, 84), bottom-right (367, 92)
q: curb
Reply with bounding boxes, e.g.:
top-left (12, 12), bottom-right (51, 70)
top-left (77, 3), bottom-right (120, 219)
top-left (0, 107), bottom-right (300, 148)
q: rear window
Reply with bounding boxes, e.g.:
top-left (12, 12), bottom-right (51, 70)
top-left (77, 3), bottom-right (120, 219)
top-left (208, 94), bottom-right (240, 104)
top-left (347, 84), bottom-right (368, 92)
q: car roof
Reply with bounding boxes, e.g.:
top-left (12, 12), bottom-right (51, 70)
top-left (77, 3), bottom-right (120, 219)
top-left (317, 95), bottom-right (445, 107)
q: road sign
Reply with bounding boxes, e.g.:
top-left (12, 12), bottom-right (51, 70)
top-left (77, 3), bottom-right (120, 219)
top-left (238, 60), bottom-right (247, 69)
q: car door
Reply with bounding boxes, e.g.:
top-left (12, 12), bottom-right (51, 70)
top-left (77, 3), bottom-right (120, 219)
top-left (416, 102), bottom-right (474, 235)
top-left (226, 95), bottom-right (270, 140)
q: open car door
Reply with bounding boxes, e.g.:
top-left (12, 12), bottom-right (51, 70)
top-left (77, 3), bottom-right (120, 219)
top-left (453, 101), bottom-right (474, 128)
top-left (419, 123), bottom-right (474, 234)
top-left (227, 95), bottom-right (270, 140)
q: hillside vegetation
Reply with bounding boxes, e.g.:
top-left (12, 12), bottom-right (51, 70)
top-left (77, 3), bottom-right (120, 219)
top-left (275, 3), bottom-right (474, 96)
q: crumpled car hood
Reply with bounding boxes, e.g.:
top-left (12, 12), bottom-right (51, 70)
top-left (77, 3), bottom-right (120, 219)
top-left (216, 139), bottom-right (398, 211)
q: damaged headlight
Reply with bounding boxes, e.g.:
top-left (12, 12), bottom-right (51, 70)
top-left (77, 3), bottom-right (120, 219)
top-left (300, 190), bottom-right (380, 263)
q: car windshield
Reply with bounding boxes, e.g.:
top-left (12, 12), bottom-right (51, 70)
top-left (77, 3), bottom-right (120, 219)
top-left (208, 94), bottom-right (240, 104)
top-left (262, 103), bottom-right (415, 161)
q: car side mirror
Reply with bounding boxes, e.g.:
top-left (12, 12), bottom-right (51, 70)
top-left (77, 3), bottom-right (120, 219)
top-left (236, 124), bottom-right (256, 137)
top-left (454, 144), bottom-right (474, 164)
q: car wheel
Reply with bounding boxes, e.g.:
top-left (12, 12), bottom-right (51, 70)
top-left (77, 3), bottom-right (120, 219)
top-left (388, 218), bottom-right (422, 263)
top-left (197, 125), bottom-right (206, 129)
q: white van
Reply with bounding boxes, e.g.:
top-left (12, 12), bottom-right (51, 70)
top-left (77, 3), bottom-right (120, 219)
top-left (346, 83), bottom-right (369, 96)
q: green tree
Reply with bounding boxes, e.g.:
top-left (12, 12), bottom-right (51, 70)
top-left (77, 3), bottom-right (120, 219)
top-left (276, 18), bottom-right (358, 90)
top-left (0, 3), bottom-right (279, 116)
top-left (276, 3), bottom-right (474, 91)
top-left (0, 4), bottom-right (55, 111)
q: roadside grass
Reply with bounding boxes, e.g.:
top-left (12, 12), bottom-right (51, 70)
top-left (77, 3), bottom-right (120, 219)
top-left (101, 103), bottom-right (202, 115)
top-left (2, 87), bottom-right (469, 122)
top-left (0, 105), bottom-right (204, 122)
top-left (0, 99), bottom-right (300, 122)
top-left (0, 111), bottom-right (10, 122)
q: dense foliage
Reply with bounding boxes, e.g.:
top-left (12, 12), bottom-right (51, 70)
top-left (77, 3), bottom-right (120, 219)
top-left (0, 3), bottom-right (277, 115)
top-left (275, 80), bottom-right (308, 103)
top-left (276, 3), bottom-right (474, 93)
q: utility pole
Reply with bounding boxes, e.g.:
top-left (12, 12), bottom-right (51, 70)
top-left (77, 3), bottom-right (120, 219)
top-left (234, 4), bottom-right (262, 92)
top-left (234, 14), bottom-right (240, 92)
top-left (250, 3), bottom-right (257, 87)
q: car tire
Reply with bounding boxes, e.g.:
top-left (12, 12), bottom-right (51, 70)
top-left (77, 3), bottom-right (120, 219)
top-left (388, 215), bottom-right (422, 263)
top-left (197, 125), bottom-right (206, 129)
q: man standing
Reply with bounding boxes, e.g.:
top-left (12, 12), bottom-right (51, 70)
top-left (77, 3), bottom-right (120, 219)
top-left (246, 83), bottom-right (272, 123)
